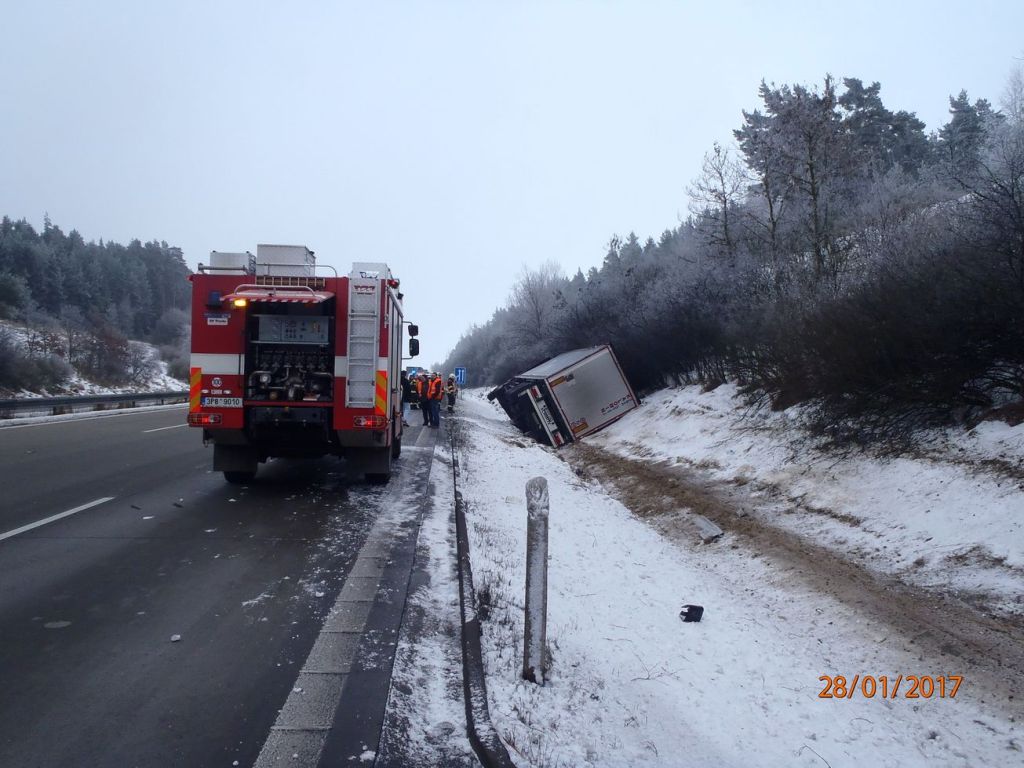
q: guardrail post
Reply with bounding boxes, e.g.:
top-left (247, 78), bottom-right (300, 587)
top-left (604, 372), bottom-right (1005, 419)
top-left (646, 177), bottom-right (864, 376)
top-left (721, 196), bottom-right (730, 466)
top-left (523, 476), bottom-right (549, 684)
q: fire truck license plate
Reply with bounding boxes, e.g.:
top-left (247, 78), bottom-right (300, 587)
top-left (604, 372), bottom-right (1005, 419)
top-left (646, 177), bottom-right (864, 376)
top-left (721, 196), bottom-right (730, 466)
top-left (201, 397), bottom-right (242, 408)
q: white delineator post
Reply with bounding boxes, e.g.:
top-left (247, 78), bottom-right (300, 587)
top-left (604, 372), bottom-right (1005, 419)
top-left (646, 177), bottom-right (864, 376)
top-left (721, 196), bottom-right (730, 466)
top-left (523, 476), bottom-right (550, 684)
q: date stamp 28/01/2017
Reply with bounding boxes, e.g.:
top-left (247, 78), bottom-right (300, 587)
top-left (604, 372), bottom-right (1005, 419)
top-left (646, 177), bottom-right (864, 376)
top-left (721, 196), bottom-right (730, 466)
top-left (818, 675), bottom-right (963, 700)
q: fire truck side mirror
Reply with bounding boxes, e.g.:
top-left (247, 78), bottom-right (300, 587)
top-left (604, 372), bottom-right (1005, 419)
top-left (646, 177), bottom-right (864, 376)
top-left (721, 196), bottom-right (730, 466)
top-left (409, 338), bottom-right (420, 358)
top-left (408, 324), bottom-right (419, 337)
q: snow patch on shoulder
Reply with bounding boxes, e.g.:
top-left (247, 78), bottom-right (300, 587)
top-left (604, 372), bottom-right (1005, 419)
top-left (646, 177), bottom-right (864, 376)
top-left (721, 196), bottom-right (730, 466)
top-left (590, 384), bottom-right (1024, 616)
top-left (455, 389), bottom-right (1021, 767)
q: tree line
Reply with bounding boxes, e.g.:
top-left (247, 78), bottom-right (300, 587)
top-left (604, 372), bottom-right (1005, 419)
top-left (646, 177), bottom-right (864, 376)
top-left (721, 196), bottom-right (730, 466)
top-left (442, 71), bottom-right (1024, 444)
top-left (0, 217), bottom-right (191, 391)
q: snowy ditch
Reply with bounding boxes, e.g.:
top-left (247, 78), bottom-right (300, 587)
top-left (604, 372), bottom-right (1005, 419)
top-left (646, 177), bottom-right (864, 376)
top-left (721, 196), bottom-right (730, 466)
top-left (587, 383), bottom-right (1024, 620)
top-left (450, 388), bottom-right (1022, 767)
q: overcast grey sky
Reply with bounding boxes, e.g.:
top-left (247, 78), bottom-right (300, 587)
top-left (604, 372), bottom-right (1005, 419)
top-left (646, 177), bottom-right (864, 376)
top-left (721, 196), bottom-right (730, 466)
top-left (2, 1), bottom-right (1021, 367)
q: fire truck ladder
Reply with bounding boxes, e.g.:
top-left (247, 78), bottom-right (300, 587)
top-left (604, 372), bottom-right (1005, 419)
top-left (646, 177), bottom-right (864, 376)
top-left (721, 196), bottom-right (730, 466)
top-left (346, 278), bottom-right (379, 408)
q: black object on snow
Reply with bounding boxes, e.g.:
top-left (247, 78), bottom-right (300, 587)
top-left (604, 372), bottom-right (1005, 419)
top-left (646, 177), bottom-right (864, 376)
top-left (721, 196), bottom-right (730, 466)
top-left (680, 604), bottom-right (704, 623)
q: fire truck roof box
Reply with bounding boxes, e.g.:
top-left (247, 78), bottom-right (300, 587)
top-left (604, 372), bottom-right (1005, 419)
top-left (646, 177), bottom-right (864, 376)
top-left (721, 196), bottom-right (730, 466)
top-left (255, 244), bottom-right (315, 277)
top-left (207, 251), bottom-right (254, 275)
top-left (350, 262), bottom-right (393, 280)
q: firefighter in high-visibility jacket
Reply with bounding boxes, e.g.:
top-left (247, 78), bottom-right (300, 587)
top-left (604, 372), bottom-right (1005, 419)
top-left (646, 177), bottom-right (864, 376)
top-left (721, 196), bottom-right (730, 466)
top-left (416, 374), bottom-right (430, 426)
top-left (445, 373), bottom-right (458, 413)
top-left (426, 372), bottom-right (444, 428)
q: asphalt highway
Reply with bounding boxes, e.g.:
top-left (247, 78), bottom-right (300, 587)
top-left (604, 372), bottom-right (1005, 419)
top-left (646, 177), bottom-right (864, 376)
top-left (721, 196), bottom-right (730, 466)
top-left (0, 407), bottom-right (438, 767)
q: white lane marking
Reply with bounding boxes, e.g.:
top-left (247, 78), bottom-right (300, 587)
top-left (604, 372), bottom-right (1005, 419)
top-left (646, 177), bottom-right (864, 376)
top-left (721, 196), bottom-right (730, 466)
top-left (0, 497), bottom-right (115, 542)
top-left (142, 423), bottom-right (187, 433)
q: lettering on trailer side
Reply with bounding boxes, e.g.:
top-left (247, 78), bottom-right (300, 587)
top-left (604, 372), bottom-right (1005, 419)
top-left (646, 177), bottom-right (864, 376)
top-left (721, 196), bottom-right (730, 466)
top-left (600, 395), bottom-right (635, 416)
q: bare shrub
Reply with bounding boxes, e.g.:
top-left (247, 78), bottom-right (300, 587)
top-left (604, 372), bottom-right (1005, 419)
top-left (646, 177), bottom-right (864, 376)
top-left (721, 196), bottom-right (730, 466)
top-left (0, 328), bottom-right (72, 393)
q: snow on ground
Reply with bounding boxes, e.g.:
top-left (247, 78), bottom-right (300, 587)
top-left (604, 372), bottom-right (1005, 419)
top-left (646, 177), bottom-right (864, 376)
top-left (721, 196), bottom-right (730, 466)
top-left (378, 446), bottom-right (475, 766)
top-left (587, 384), bottom-right (1024, 618)
top-left (453, 390), bottom-right (1021, 768)
top-left (0, 318), bottom-right (185, 398)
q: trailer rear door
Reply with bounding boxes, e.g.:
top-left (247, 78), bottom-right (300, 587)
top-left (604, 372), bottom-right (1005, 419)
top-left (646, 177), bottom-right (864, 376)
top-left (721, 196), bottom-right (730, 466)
top-left (546, 346), bottom-right (637, 439)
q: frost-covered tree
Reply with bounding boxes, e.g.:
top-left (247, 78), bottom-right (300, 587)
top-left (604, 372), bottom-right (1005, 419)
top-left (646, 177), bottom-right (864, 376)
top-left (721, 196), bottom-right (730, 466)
top-left (838, 78), bottom-right (931, 174)
top-left (938, 91), bottom-right (1003, 181)
top-left (507, 261), bottom-right (566, 350)
top-left (1002, 63), bottom-right (1024, 125)
top-left (734, 106), bottom-right (792, 275)
top-left (688, 142), bottom-right (745, 259)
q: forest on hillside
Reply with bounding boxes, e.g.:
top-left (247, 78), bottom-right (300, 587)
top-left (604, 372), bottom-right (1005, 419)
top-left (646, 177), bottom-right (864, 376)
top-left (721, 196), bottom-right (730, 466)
top-left (0, 217), bottom-right (191, 391)
top-left (443, 72), bottom-right (1024, 444)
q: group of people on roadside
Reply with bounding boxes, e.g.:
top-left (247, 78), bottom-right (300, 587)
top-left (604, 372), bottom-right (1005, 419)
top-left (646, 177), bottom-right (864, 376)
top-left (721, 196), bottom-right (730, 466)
top-left (399, 370), bottom-right (459, 428)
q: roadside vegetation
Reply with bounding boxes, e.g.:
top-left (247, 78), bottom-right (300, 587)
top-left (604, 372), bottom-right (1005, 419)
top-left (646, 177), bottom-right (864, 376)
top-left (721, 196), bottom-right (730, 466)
top-left (443, 68), bottom-right (1024, 446)
top-left (0, 216), bottom-right (191, 392)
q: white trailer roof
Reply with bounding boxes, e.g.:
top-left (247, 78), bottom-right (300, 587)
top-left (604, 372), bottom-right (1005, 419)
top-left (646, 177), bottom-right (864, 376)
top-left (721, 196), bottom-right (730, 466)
top-left (519, 346), bottom-right (606, 379)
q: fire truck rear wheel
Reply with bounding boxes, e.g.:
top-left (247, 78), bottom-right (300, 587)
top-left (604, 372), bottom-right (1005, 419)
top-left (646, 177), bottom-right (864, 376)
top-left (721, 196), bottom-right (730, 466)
top-left (391, 434), bottom-right (402, 459)
top-left (223, 470), bottom-right (256, 484)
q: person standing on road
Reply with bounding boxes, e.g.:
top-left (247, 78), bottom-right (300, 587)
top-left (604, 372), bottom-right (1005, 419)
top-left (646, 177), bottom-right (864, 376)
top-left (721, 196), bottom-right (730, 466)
top-left (417, 373), bottom-right (430, 426)
top-left (427, 372), bottom-right (444, 428)
top-left (400, 370), bottom-right (412, 426)
top-left (445, 373), bottom-right (458, 414)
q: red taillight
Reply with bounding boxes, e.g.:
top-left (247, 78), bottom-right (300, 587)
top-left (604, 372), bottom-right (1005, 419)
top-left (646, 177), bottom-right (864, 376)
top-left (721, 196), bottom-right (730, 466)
top-left (188, 413), bottom-right (223, 426)
top-left (353, 415), bottom-right (387, 429)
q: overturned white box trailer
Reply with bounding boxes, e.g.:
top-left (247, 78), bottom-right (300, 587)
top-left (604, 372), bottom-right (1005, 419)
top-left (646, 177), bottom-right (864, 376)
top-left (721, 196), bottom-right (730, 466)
top-left (487, 345), bottom-right (639, 447)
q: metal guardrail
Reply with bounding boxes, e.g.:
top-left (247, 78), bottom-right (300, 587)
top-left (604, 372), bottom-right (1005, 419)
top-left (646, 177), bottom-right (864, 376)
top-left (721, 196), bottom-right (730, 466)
top-left (0, 390), bottom-right (188, 418)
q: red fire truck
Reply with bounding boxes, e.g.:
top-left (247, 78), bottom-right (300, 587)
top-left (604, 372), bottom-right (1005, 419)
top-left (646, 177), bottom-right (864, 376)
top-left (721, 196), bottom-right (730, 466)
top-left (187, 245), bottom-right (418, 484)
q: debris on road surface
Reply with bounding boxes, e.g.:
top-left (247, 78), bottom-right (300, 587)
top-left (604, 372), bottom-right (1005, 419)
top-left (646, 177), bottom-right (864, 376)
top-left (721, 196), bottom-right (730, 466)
top-left (170, 634), bottom-right (181, 642)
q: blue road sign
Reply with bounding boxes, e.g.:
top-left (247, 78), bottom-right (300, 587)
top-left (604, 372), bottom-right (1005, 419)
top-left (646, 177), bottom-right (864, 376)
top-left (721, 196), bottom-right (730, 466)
top-left (454, 367), bottom-right (467, 386)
